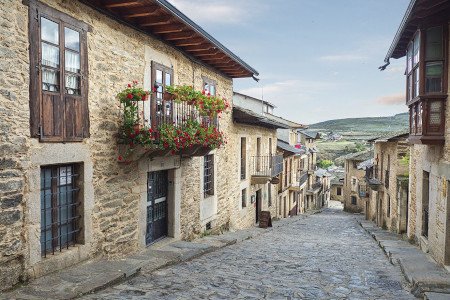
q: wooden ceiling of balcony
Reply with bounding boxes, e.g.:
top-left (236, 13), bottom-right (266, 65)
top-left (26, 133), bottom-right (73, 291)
top-left (81, 0), bottom-right (257, 78)
top-left (391, 0), bottom-right (450, 59)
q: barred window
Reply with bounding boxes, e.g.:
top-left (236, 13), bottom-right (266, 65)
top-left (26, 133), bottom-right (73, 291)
top-left (204, 155), bottom-right (214, 197)
top-left (41, 164), bottom-right (81, 257)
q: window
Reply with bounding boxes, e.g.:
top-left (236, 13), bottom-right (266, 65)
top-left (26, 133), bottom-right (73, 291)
top-left (268, 183), bottom-right (272, 207)
top-left (240, 137), bottom-right (246, 180)
top-left (425, 26), bottom-right (444, 93)
top-left (337, 187), bottom-right (342, 196)
top-left (202, 77), bottom-right (216, 96)
top-left (288, 159), bottom-right (292, 185)
top-left (241, 188), bottom-right (247, 208)
top-left (29, 2), bottom-right (90, 141)
top-left (387, 195), bottom-right (391, 218)
top-left (204, 155), bottom-right (214, 197)
top-left (41, 164), bottom-right (81, 257)
top-left (151, 62), bottom-right (173, 128)
top-left (406, 32), bottom-right (420, 101)
top-left (256, 137), bottom-right (261, 172)
top-left (351, 196), bottom-right (357, 205)
top-left (352, 178), bottom-right (357, 185)
top-left (422, 171), bottom-right (430, 238)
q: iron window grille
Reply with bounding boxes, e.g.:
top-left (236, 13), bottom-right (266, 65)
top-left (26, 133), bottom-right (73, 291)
top-left (204, 154), bottom-right (214, 197)
top-left (40, 164), bottom-right (81, 257)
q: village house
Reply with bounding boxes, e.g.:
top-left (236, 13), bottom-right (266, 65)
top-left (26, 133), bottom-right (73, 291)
top-left (342, 150), bottom-right (373, 213)
top-left (232, 92), bottom-right (287, 227)
top-left (315, 168), bottom-right (331, 208)
top-left (364, 133), bottom-right (410, 232)
top-left (276, 139), bottom-right (304, 218)
top-left (330, 169), bottom-right (345, 203)
top-left (382, 0), bottom-right (450, 265)
top-left (0, 0), bottom-right (260, 290)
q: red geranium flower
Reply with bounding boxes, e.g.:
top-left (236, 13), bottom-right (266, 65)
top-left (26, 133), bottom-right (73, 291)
top-left (127, 93), bottom-right (133, 99)
top-left (127, 83), bottom-right (131, 88)
top-left (118, 155), bottom-right (123, 161)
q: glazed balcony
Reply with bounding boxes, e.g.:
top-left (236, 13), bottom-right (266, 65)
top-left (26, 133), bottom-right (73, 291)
top-left (366, 165), bottom-right (382, 191)
top-left (408, 96), bottom-right (447, 145)
top-left (250, 155), bottom-right (283, 184)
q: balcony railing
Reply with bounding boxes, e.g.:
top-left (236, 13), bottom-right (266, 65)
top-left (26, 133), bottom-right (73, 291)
top-left (118, 96), bottom-right (219, 162)
top-left (250, 155), bottom-right (283, 178)
top-left (297, 171), bottom-right (308, 186)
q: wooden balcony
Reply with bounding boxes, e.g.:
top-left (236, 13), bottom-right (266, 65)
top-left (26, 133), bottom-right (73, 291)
top-left (250, 155), bottom-right (283, 184)
top-left (366, 165), bottom-right (383, 191)
top-left (297, 171), bottom-right (308, 186)
top-left (117, 96), bottom-right (218, 163)
top-left (408, 96), bottom-right (447, 145)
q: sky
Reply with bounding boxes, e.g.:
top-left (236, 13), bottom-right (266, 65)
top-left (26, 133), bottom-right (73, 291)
top-left (168, 0), bottom-right (411, 124)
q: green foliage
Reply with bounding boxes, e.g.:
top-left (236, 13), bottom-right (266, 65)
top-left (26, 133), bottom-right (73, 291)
top-left (354, 142), bottom-right (366, 152)
top-left (317, 159), bottom-right (333, 169)
top-left (399, 154), bottom-right (410, 166)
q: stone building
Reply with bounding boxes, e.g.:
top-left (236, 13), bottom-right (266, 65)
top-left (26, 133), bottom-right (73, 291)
top-left (276, 139), bottom-right (304, 218)
top-left (365, 133), bottom-right (409, 232)
top-left (0, 0), bottom-right (259, 290)
top-left (342, 150), bottom-right (373, 213)
top-left (232, 92), bottom-right (287, 228)
top-left (315, 168), bottom-right (331, 208)
top-left (382, 0), bottom-right (450, 265)
top-left (330, 172), bottom-right (345, 203)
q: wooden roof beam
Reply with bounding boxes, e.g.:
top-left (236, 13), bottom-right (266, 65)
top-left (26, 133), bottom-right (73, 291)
top-left (152, 24), bottom-right (185, 34)
top-left (123, 6), bottom-right (160, 18)
top-left (104, 0), bottom-right (140, 8)
top-left (174, 37), bottom-right (204, 47)
top-left (139, 16), bottom-right (172, 26)
top-left (164, 32), bottom-right (195, 40)
top-left (184, 44), bottom-right (214, 52)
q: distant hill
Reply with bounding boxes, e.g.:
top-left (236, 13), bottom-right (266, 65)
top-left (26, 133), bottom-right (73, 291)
top-left (309, 112), bottom-right (409, 141)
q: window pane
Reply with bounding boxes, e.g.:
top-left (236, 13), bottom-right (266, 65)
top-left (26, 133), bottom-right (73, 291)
top-left (156, 70), bottom-right (163, 83)
top-left (165, 73), bottom-right (171, 86)
top-left (41, 17), bottom-right (59, 44)
top-left (407, 43), bottom-right (413, 73)
top-left (64, 27), bottom-right (80, 52)
top-left (413, 67), bottom-right (420, 98)
top-left (65, 51), bottom-right (80, 73)
top-left (42, 68), bottom-right (60, 92)
top-left (426, 26), bottom-right (443, 60)
top-left (407, 75), bottom-right (412, 101)
top-left (417, 103), bottom-right (422, 134)
top-left (413, 33), bottom-right (420, 66)
top-left (65, 74), bottom-right (81, 95)
top-left (42, 43), bottom-right (60, 68)
top-left (210, 85), bottom-right (216, 96)
top-left (204, 82), bottom-right (209, 93)
top-left (425, 62), bottom-right (443, 93)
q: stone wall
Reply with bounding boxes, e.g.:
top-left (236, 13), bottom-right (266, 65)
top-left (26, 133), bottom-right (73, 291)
top-left (0, 0), bottom-right (238, 290)
top-left (343, 159), bottom-right (366, 213)
top-left (231, 123), bottom-right (278, 229)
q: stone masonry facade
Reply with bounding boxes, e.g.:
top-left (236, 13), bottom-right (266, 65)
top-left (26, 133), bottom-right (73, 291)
top-left (0, 0), bottom-right (246, 290)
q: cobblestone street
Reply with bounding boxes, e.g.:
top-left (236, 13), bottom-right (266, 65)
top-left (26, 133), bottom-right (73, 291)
top-left (84, 202), bottom-right (412, 299)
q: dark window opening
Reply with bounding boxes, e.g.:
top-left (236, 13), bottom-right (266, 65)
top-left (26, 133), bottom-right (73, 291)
top-left (351, 196), bottom-right (357, 205)
top-left (40, 164), bottom-right (82, 257)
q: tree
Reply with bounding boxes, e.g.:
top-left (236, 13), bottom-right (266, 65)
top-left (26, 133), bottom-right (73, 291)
top-left (317, 159), bottom-right (333, 169)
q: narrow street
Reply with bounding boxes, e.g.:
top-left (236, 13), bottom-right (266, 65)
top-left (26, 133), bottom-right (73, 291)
top-left (84, 202), bottom-right (413, 299)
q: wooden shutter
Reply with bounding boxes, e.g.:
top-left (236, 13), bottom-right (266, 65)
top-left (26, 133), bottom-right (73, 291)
top-left (28, 0), bottom-right (90, 142)
top-left (150, 61), bottom-right (173, 129)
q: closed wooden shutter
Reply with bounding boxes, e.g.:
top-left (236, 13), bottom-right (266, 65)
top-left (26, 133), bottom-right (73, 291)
top-left (28, 0), bottom-right (90, 142)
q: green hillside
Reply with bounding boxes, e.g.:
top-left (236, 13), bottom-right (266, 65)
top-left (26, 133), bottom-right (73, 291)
top-left (310, 112), bottom-right (409, 141)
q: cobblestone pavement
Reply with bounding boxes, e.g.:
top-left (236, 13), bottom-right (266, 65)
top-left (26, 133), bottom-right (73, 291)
top-left (84, 203), bottom-right (413, 299)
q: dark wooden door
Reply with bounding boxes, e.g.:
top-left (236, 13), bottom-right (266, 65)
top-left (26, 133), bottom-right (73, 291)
top-left (146, 170), bottom-right (168, 245)
top-left (255, 190), bottom-right (262, 223)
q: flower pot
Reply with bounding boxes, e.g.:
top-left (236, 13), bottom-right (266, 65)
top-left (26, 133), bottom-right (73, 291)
top-left (163, 92), bottom-right (176, 101)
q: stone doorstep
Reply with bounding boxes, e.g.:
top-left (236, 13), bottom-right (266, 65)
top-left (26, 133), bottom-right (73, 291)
top-left (424, 291), bottom-right (450, 300)
top-left (1, 215), bottom-right (300, 300)
top-left (357, 220), bottom-right (450, 298)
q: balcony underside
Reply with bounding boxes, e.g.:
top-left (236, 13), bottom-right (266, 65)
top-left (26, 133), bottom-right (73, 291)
top-left (251, 175), bottom-right (271, 185)
top-left (408, 134), bottom-right (445, 145)
top-left (118, 143), bottom-right (211, 163)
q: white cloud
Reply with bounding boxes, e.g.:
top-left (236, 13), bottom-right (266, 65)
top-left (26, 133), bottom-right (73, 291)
top-left (375, 93), bottom-right (405, 105)
top-left (168, 0), bottom-right (262, 25)
top-left (319, 54), bottom-right (367, 62)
